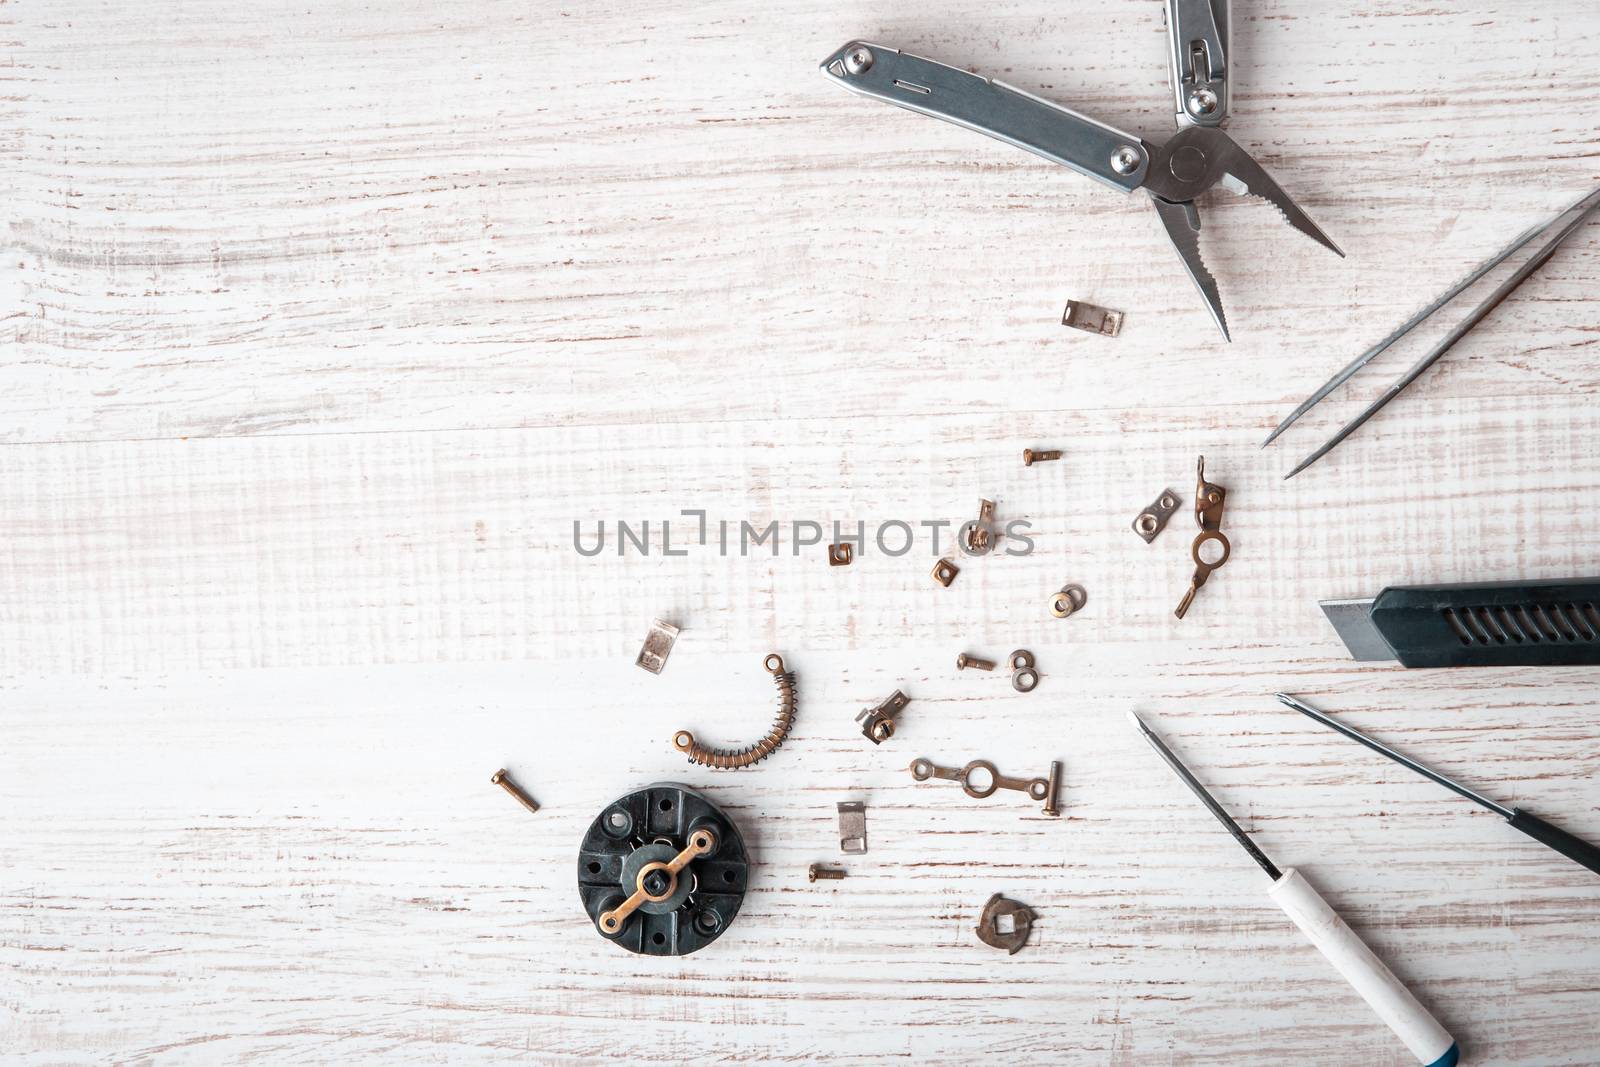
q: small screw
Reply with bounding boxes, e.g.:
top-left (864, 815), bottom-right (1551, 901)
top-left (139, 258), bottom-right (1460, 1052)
top-left (808, 864), bottom-right (847, 882)
top-left (1109, 146), bottom-right (1141, 175)
top-left (642, 870), bottom-right (671, 897)
top-left (871, 719), bottom-right (894, 742)
top-left (490, 768), bottom-right (540, 814)
top-left (1043, 760), bottom-right (1062, 817)
top-left (1186, 87), bottom-right (1219, 116)
top-left (956, 653), bottom-right (997, 672)
top-left (844, 47), bottom-right (873, 75)
top-left (1023, 448), bottom-right (1062, 467)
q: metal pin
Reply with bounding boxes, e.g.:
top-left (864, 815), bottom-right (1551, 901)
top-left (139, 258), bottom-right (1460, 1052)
top-left (490, 768), bottom-right (540, 814)
top-left (957, 653), bottom-right (997, 671)
top-left (808, 864), bottom-right (848, 882)
top-left (1043, 760), bottom-right (1062, 817)
top-left (1023, 448), bottom-right (1062, 466)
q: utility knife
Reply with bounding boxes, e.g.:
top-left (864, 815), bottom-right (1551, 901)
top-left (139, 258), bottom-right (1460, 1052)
top-left (1321, 578), bottom-right (1600, 668)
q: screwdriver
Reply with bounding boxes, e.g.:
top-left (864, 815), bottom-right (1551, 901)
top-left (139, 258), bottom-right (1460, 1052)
top-left (1278, 693), bottom-right (1600, 877)
top-left (1128, 711), bottom-right (1459, 1067)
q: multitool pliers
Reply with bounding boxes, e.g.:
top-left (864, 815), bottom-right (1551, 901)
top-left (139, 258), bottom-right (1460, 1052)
top-left (821, 0), bottom-right (1341, 340)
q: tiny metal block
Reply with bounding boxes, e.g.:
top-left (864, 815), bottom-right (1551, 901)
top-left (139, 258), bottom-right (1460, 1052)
top-left (837, 801), bottom-right (867, 854)
top-left (828, 543), bottom-right (853, 566)
top-left (1061, 299), bottom-right (1124, 337)
top-left (931, 558), bottom-right (959, 587)
top-left (634, 618), bottom-right (680, 674)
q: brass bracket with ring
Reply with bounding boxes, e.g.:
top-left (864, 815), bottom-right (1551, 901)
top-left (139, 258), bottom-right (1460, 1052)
top-left (1175, 456), bottom-right (1230, 619)
top-left (1133, 489), bottom-right (1181, 543)
top-left (909, 757), bottom-right (1060, 816)
top-left (1049, 584), bottom-right (1087, 618)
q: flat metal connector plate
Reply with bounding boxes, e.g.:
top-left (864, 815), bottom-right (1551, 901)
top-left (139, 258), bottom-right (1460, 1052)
top-left (1133, 489), bottom-right (1181, 543)
top-left (1062, 300), bottom-right (1124, 337)
top-left (635, 618), bottom-right (680, 674)
top-left (837, 801), bottom-right (868, 854)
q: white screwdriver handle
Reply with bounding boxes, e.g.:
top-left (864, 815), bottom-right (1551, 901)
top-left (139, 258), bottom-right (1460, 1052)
top-left (1269, 869), bottom-right (1458, 1067)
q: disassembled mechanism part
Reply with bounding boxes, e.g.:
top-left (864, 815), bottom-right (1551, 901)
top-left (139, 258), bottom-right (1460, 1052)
top-left (1008, 648), bottom-right (1039, 693)
top-left (672, 653), bottom-right (797, 768)
top-left (962, 499), bottom-right (997, 555)
top-left (578, 783), bottom-right (748, 956)
top-left (808, 864), bottom-right (847, 882)
top-left (635, 618), bottom-right (680, 674)
top-left (837, 801), bottom-right (868, 854)
top-left (1043, 760), bottom-right (1062, 818)
top-left (910, 757), bottom-right (1058, 815)
top-left (1062, 299), bottom-right (1124, 337)
top-left (1175, 456), bottom-right (1231, 619)
top-left (1022, 448), bottom-right (1062, 467)
top-left (828, 542), bottom-right (853, 566)
top-left (1133, 489), bottom-right (1181, 544)
top-left (932, 558), bottom-right (960, 587)
top-left (956, 652), bottom-right (997, 672)
top-left (976, 893), bottom-right (1037, 954)
top-left (490, 768), bottom-right (540, 814)
top-left (857, 689), bottom-right (909, 744)
top-left (1049, 584), bottom-right (1088, 619)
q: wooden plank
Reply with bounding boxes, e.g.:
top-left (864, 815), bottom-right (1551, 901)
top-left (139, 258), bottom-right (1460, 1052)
top-left (3, 0), bottom-right (1599, 1062)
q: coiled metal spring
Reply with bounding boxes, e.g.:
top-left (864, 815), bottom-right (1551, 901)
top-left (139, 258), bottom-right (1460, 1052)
top-left (672, 653), bottom-right (797, 769)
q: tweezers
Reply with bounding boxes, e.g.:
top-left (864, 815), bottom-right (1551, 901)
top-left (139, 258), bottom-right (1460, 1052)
top-left (1265, 184), bottom-right (1600, 478)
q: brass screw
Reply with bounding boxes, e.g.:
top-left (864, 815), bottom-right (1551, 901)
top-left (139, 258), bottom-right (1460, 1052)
top-left (1043, 760), bottom-right (1062, 818)
top-left (1023, 448), bottom-right (1062, 466)
top-left (808, 864), bottom-right (847, 882)
top-left (490, 768), bottom-right (540, 814)
top-left (957, 653), bottom-right (997, 672)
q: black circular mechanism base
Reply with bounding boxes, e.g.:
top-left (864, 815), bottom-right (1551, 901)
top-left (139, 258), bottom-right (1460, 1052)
top-left (577, 782), bottom-right (748, 956)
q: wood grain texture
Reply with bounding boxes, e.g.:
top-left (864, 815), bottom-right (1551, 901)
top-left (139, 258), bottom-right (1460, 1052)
top-left (3, 0), bottom-right (1598, 1063)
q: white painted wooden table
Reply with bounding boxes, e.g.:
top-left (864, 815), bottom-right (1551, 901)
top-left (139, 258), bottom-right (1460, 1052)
top-left (4, 1), bottom-right (1599, 1063)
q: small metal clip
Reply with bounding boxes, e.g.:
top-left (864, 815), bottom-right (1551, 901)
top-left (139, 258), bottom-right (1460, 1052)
top-left (1061, 300), bottom-right (1124, 337)
top-left (857, 689), bottom-right (909, 744)
top-left (635, 618), bottom-right (680, 674)
top-left (838, 801), bottom-right (868, 854)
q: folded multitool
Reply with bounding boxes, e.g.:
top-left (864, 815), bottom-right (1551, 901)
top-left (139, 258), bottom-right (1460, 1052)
top-left (821, 0), bottom-right (1342, 340)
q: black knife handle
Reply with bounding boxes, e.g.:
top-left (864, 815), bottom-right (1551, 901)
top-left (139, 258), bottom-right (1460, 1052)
top-left (1370, 578), bottom-right (1600, 668)
top-left (1507, 809), bottom-right (1600, 877)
